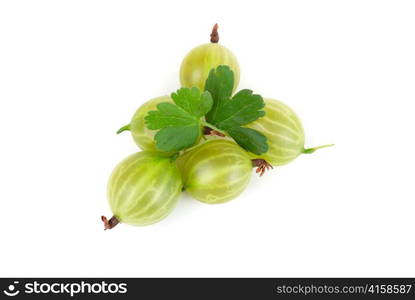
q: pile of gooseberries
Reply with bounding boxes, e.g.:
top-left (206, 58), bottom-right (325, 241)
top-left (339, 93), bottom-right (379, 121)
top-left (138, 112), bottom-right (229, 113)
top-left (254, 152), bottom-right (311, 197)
top-left (101, 24), bottom-right (332, 230)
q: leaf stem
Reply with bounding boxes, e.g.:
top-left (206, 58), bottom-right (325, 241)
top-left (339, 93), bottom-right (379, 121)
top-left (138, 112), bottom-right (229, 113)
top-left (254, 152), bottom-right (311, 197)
top-left (202, 121), bottom-right (227, 136)
top-left (169, 152), bottom-right (180, 162)
top-left (116, 124), bottom-right (130, 134)
top-left (303, 144), bottom-right (334, 154)
top-left (178, 142), bottom-right (203, 158)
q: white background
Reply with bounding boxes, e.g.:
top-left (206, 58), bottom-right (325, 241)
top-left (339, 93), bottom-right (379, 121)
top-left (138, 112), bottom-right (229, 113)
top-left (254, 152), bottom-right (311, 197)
top-left (1, 0), bottom-right (414, 277)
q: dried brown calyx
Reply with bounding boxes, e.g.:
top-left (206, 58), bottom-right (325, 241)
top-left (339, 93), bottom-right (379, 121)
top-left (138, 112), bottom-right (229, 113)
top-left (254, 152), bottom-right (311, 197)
top-left (210, 23), bottom-right (219, 43)
top-left (252, 159), bottom-right (273, 176)
top-left (101, 215), bottom-right (119, 230)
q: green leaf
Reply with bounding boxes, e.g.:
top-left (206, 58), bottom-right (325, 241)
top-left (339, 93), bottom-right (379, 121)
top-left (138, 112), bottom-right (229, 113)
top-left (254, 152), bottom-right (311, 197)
top-left (227, 127), bottom-right (268, 155)
top-left (145, 87), bottom-right (213, 152)
top-left (205, 65), bottom-right (234, 124)
top-left (212, 89), bottom-right (265, 130)
top-left (204, 65), bottom-right (268, 155)
top-left (171, 87), bottom-right (213, 118)
top-left (154, 125), bottom-right (201, 152)
top-left (145, 103), bottom-right (196, 130)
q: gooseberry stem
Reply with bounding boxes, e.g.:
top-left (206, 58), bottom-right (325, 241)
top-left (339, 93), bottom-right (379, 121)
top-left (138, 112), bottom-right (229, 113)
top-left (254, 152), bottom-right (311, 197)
top-left (303, 144), bottom-right (334, 154)
top-left (116, 124), bottom-right (130, 134)
top-left (101, 215), bottom-right (119, 230)
top-left (210, 23), bottom-right (219, 43)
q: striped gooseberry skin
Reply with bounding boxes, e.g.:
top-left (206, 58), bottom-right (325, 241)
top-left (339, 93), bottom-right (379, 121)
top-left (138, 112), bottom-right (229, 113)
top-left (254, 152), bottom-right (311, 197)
top-left (107, 151), bottom-right (182, 226)
top-left (180, 140), bottom-right (252, 204)
top-left (246, 98), bottom-right (305, 166)
top-left (129, 96), bottom-right (172, 151)
top-left (180, 44), bottom-right (240, 92)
